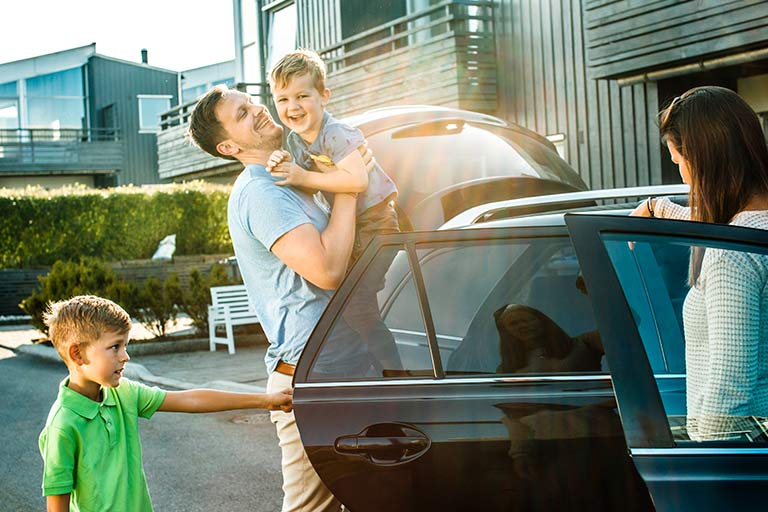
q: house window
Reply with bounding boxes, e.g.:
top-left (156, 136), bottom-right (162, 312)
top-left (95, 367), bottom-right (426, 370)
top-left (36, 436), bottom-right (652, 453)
top-left (263, 0), bottom-right (297, 73)
top-left (138, 95), bottom-right (172, 133)
top-left (0, 81), bottom-right (19, 130)
top-left (340, 0), bottom-right (407, 64)
top-left (25, 67), bottom-right (86, 130)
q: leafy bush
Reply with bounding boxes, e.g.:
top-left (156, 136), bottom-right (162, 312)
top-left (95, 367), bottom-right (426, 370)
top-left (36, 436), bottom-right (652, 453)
top-left (132, 274), bottom-right (184, 338)
top-left (21, 258), bottom-right (241, 339)
top-left (181, 264), bottom-right (239, 335)
top-left (0, 181), bottom-right (232, 268)
top-left (20, 258), bottom-right (136, 334)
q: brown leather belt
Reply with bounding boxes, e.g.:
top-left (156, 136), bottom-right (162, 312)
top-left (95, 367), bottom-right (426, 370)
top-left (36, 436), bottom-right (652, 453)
top-left (275, 360), bottom-right (296, 376)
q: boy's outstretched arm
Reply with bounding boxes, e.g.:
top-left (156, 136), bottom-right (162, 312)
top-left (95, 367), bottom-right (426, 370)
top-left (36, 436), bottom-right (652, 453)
top-left (47, 494), bottom-right (70, 512)
top-left (158, 388), bottom-right (293, 413)
top-left (271, 146), bottom-right (371, 193)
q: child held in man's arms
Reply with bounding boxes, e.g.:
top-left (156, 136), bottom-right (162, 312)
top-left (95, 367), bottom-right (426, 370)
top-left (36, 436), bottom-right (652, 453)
top-left (265, 48), bottom-right (401, 265)
top-left (39, 295), bottom-right (292, 512)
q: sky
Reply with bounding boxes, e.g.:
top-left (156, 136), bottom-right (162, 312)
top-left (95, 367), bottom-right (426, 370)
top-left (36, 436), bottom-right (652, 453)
top-left (0, 0), bottom-right (236, 71)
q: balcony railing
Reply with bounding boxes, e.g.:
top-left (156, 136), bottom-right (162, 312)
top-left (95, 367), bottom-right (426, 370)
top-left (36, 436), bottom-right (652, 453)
top-left (159, 82), bottom-right (272, 131)
top-left (0, 128), bottom-right (123, 173)
top-left (316, 0), bottom-right (497, 117)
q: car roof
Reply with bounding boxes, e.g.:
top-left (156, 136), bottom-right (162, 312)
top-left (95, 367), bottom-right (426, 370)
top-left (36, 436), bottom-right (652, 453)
top-left (439, 184), bottom-right (690, 230)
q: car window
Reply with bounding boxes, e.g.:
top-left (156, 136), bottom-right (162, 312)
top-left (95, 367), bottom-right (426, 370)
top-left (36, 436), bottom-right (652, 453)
top-left (602, 234), bottom-right (768, 445)
top-left (307, 235), bottom-right (602, 381)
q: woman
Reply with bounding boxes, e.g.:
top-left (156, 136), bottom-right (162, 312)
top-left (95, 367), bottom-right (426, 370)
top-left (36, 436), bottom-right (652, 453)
top-left (632, 86), bottom-right (768, 440)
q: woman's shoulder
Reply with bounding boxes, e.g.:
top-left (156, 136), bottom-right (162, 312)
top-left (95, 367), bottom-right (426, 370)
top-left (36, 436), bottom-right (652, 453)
top-left (730, 209), bottom-right (768, 230)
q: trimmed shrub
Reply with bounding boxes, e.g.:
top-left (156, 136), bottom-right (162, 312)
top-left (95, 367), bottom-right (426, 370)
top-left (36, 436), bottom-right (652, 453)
top-left (19, 258), bottom-right (136, 334)
top-left (132, 274), bottom-right (184, 338)
top-left (20, 257), bottom-right (240, 339)
top-left (0, 181), bottom-right (232, 269)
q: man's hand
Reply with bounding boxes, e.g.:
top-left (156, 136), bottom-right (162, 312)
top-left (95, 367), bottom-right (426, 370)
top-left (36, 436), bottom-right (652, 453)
top-left (266, 150), bottom-right (291, 172)
top-left (359, 141), bottom-right (375, 173)
top-left (265, 388), bottom-right (293, 412)
top-left (270, 162), bottom-right (310, 187)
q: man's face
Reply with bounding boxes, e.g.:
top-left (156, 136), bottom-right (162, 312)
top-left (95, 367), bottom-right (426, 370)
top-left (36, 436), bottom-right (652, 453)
top-left (214, 90), bottom-right (283, 156)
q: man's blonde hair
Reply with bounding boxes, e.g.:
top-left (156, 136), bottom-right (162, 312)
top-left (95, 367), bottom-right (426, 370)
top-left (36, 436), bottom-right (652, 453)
top-left (43, 295), bottom-right (132, 362)
top-left (269, 49), bottom-right (327, 93)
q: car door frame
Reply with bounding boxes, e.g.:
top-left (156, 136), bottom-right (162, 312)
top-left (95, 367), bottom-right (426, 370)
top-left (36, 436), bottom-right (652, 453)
top-left (566, 213), bottom-right (768, 509)
top-left (292, 224), bottom-right (644, 512)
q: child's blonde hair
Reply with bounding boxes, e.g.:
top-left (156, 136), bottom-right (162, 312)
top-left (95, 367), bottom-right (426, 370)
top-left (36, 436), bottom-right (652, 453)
top-left (43, 295), bottom-right (131, 362)
top-left (269, 49), bottom-right (327, 93)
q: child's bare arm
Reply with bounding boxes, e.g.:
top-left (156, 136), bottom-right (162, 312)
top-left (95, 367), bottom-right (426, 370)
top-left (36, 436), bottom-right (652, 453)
top-left (271, 147), bottom-right (370, 193)
top-left (158, 388), bottom-right (292, 413)
top-left (46, 494), bottom-right (70, 512)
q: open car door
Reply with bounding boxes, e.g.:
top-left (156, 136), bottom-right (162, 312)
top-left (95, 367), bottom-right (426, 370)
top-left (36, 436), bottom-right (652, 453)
top-left (566, 214), bottom-right (768, 511)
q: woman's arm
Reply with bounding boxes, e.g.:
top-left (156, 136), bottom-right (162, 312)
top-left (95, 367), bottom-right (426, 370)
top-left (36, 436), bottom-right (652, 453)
top-left (630, 197), bottom-right (690, 219)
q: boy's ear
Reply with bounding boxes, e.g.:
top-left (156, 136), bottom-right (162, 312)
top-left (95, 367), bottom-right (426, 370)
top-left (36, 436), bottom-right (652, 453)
top-left (216, 139), bottom-right (239, 158)
top-left (69, 343), bottom-right (87, 366)
top-left (321, 88), bottom-right (331, 107)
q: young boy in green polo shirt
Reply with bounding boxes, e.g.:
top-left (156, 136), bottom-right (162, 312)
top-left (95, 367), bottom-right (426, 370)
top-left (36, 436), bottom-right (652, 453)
top-left (38, 295), bottom-right (293, 512)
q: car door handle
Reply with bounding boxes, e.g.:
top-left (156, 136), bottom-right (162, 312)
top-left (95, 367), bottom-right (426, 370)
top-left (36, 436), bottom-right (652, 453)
top-left (335, 435), bottom-right (428, 453)
top-left (333, 423), bottom-right (431, 465)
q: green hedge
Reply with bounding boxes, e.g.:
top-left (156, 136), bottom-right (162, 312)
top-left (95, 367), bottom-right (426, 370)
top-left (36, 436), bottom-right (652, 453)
top-left (0, 182), bottom-right (232, 268)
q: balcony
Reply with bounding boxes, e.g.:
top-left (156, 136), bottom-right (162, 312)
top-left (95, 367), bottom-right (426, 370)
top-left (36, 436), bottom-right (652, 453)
top-left (320, 0), bottom-right (497, 118)
top-left (156, 0), bottom-right (497, 182)
top-left (157, 83), bottom-right (271, 182)
top-left (0, 128), bottom-right (122, 175)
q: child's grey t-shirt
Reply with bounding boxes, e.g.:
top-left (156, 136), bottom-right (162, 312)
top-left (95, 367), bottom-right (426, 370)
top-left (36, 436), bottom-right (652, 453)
top-left (286, 111), bottom-right (397, 216)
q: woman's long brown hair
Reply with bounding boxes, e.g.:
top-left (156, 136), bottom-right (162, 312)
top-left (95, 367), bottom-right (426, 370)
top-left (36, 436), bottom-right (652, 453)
top-left (658, 86), bottom-right (768, 284)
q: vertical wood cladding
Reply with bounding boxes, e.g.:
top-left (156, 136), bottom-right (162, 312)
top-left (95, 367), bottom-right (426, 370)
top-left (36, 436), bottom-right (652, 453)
top-left (496, 0), bottom-right (663, 188)
top-left (88, 57), bottom-right (178, 186)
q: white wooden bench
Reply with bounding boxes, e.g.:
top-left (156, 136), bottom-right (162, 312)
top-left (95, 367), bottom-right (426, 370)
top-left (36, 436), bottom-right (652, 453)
top-left (208, 284), bottom-right (259, 354)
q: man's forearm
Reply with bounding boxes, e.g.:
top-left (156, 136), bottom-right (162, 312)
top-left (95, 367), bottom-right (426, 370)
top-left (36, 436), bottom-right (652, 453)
top-left (319, 192), bottom-right (357, 287)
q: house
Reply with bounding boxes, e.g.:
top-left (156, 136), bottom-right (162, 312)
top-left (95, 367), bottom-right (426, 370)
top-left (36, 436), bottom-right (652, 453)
top-left (157, 0), bottom-right (768, 189)
top-left (181, 60), bottom-right (236, 104)
top-left (0, 43), bottom-right (179, 189)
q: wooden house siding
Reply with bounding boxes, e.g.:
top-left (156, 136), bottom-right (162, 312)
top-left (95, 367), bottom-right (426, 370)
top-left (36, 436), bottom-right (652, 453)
top-left (308, 1), bottom-right (498, 118)
top-left (496, 0), bottom-right (663, 189)
top-left (88, 56), bottom-right (179, 185)
top-left (583, 0), bottom-right (768, 79)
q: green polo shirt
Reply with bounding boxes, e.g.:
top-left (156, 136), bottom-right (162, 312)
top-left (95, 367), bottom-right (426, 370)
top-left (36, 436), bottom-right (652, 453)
top-left (39, 377), bottom-right (166, 512)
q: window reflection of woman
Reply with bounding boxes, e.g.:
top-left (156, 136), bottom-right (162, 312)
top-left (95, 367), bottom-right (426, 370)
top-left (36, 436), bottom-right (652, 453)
top-left (632, 86), bottom-right (768, 440)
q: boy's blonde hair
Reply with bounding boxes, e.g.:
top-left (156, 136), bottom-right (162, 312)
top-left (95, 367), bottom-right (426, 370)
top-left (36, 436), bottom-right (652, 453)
top-left (43, 295), bottom-right (132, 362)
top-left (269, 49), bottom-right (327, 93)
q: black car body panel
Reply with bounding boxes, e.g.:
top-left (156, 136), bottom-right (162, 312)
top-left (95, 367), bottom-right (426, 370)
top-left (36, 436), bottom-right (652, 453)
top-left (294, 226), bottom-right (652, 511)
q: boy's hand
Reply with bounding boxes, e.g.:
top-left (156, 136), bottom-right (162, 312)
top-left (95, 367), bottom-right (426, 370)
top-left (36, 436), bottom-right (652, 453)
top-left (266, 150), bottom-right (291, 172)
top-left (270, 162), bottom-right (309, 187)
top-left (266, 388), bottom-right (293, 412)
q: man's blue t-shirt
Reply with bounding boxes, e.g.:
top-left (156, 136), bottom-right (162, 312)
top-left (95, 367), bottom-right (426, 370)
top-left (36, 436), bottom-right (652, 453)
top-left (287, 111), bottom-right (397, 216)
top-left (227, 164), bottom-right (365, 374)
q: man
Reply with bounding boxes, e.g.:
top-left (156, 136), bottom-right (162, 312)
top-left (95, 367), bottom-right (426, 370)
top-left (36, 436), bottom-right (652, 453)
top-left (188, 85), bottom-right (368, 511)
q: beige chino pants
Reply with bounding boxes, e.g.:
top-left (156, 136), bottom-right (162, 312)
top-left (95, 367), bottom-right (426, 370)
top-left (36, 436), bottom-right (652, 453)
top-left (267, 371), bottom-right (342, 512)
